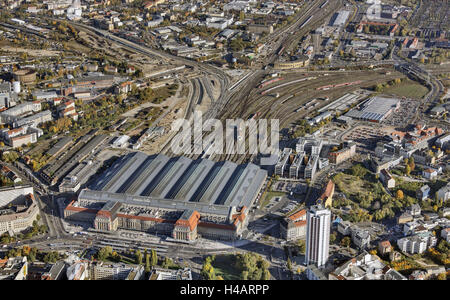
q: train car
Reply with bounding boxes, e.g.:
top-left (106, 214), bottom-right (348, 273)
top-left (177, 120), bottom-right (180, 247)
top-left (258, 77), bottom-right (283, 89)
top-left (300, 16), bottom-right (313, 29)
top-left (247, 112), bottom-right (261, 120)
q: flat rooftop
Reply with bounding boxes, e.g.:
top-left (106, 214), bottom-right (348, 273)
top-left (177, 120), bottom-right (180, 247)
top-left (345, 96), bottom-right (400, 122)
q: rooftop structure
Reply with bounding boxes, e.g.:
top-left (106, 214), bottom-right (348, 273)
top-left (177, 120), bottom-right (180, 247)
top-left (149, 267), bottom-right (192, 280)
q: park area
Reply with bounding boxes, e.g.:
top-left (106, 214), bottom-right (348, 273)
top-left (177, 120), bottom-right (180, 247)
top-left (202, 253), bottom-right (271, 280)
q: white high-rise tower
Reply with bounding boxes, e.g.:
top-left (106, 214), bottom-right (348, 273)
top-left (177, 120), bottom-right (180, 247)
top-left (305, 205), bottom-right (331, 267)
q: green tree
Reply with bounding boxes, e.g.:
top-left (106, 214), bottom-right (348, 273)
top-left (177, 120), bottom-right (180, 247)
top-left (145, 253), bottom-right (151, 273)
top-left (341, 236), bottom-right (351, 248)
top-left (287, 257), bottom-right (292, 271)
top-left (296, 239), bottom-right (306, 254)
top-left (350, 164), bottom-right (368, 178)
top-left (97, 246), bottom-right (113, 261)
top-left (151, 249), bottom-right (158, 267)
top-left (405, 164), bottom-right (411, 176)
top-left (330, 232), bottom-right (337, 244)
top-left (375, 84), bottom-right (384, 92)
top-left (135, 250), bottom-right (143, 265)
top-left (241, 270), bottom-right (249, 280)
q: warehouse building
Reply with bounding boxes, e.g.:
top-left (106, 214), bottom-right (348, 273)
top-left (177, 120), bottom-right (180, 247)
top-left (65, 152), bottom-right (267, 241)
top-left (345, 96), bottom-right (400, 123)
top-left (330, 11), bottom-right (351, 27)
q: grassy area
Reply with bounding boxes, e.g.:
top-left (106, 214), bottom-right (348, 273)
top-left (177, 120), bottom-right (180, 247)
top-left (333, 173), bottom-right (375, 200)
top-left (260, 191), bottom-right (286, 208)
top-left (105, 253), bottom-right (135, 265)
top-left (211, 255), bottom-right (241, 280)
top-left (393, 178), bottom-right (424, 199)
top-left (382, 79), bottom-right (429, 99)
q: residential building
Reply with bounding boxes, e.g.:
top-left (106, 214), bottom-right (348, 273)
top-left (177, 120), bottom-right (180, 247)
top-left (397, 232), bottom-right (437, 254)
top-left (316, 180), bottom-right (334, 208)
top-left (441, 228), bottom-right (450, 243)
top-left (379, 169), bottom-right (395, 189)
top-left (328, 142), bottom-right (356, 165)
top-left (435, 132), bottom-right (450, 150)
top-left (13, 110), bottom-right (53, 128)
top-left (337, 221), bottom-right (370, 249)
top-left (422, 168), bottom-right (437, 180)
top-left (406, 204), bottom-right (421, 217)
top-left (351, 229), bottom-right (371, 249)
top-left (378, 240), bottom-right (392, 255)
top-left (397, 212), bottom-right (413, 224)
top-left (412, 150), bottom-right (436, 166)
top-left (417, 185), bottom-right (430, 201)
top-left (436, 182), bottom-right (450, 201)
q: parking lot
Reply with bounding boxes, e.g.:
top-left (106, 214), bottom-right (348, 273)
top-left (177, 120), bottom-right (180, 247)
top-left (342, 125), bottom-right (390, 149)
top-left (384, 98), bottom-right (420, 127)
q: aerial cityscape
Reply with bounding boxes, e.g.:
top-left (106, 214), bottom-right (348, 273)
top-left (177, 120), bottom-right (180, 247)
top-left (0, 0), bottom-right (449, 283)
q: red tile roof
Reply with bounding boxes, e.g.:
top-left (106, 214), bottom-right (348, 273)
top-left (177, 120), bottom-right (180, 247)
top-left (318, 180), bottom-right (334, 201)
top-left (288, 209), bottom-right (306, 221)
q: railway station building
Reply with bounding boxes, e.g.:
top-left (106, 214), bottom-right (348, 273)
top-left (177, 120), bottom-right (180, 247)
top-left (64, 152), bottom-right (267, 241)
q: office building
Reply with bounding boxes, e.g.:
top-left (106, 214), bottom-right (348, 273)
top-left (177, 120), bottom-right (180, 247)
top-left (305, 205), bottom-right (331, 267)
top-left (280, 209), bottom-right (307, 241)
top-left (0, 185), bottom-right (38, 235)
top-left (275, 148), bottom-right (292, 176)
